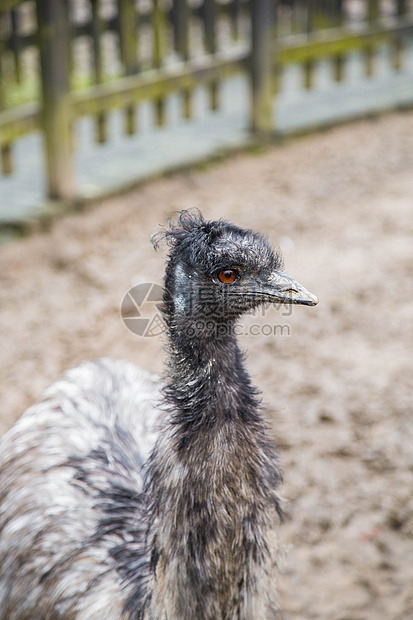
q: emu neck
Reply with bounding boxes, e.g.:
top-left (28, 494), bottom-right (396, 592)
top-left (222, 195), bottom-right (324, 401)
top-left (165, 318), bottom-right (260, 430)
top-left (142, 314), bottom-right (282, 618)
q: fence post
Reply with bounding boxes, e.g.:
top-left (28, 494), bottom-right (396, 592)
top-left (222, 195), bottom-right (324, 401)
top-left (36, 0), bottom-right (74, 201)
top-left (250, 0), bottom-right (275, 137)
top-left (118, 0), bottom-right (139, 135)
top-left (0, 17), bottom-right (12, 175)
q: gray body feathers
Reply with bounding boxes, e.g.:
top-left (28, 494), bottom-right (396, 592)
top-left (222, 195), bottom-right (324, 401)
top-left (0, 358), bottom-right (161, 619)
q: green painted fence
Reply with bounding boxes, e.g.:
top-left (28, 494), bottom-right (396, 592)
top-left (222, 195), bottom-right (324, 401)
top-left (0, 0), bottom-right (412, 203)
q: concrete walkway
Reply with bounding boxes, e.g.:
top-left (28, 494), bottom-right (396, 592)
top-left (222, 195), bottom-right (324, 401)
top-left (1, 45), bottom-right (413, 229)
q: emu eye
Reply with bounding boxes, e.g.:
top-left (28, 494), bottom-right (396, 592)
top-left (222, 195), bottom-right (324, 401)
top-left (217, 269), bottom-right (238, 284)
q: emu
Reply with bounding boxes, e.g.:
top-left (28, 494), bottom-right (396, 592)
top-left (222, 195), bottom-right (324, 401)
top-left (0, 210), bottom-right (318, 619)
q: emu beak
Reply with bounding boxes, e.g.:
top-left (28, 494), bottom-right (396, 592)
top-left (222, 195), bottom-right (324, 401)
top-left (263, 270), bottom-right (319, 306)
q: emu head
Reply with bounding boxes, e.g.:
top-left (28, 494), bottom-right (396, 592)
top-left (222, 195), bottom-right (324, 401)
top-left (152, 209), bottom-right (318, 333)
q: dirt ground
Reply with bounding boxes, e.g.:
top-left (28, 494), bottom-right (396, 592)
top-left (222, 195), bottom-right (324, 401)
top-left (1, 112), bottom-right (412, 619)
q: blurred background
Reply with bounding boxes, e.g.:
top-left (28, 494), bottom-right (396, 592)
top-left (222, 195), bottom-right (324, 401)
top-left (1, 0), bottom-right (413, 227)
top-left (1, 1), bottom-right (413, 618)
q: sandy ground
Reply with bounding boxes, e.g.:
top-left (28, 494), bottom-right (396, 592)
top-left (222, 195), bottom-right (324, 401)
top-left (1, 112), bottom-right (413, 619)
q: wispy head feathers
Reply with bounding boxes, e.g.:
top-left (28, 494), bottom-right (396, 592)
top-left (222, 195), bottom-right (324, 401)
top-left (151, 208), bottom-right (283, 273)
top-left (151, 208), bottom-right (219, 252)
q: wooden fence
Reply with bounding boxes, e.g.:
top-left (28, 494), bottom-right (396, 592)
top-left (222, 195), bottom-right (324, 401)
top-left (0, 0), bottom-right (413, 203)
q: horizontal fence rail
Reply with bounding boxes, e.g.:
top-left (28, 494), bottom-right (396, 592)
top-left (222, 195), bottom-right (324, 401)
top-left (0, 0), bottom-right (413, 206)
